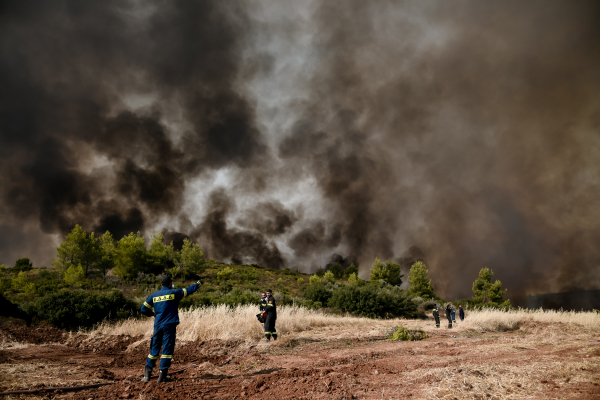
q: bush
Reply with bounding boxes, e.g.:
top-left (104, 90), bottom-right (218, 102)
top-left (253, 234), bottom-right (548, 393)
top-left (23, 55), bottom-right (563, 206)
top-left (13, 258), bottom-right (33, 272)
top-left (388, 325), bottom-right (428, 341)
top-left (323, 271), bottom-right (335, 283)
top-left (27, 289), bottom-right (138, 331)
top-left (327, 284), bottom-right (418, 319)
top-left (297, 278), bottom-right (305, 285)
top-left (309, 275), bottom-right (322, 286)
top-left (239, 268), bottom-right (258, 284)
top-left (217, 267), bottom-right (234, 281)
top-left (303, 283), bottom-right (333, 305)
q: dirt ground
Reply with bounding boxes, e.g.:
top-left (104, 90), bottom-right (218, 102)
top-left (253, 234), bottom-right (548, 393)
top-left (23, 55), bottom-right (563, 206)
top-left (1, 321), bottom-right (599, 399)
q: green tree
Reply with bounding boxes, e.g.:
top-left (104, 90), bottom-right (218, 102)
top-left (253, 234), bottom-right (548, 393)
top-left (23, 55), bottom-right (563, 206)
top-left (348, 272), bottom-right (363, 286)
top-left (217, 267), bottom-right (234, 281)
top-left (52, 225), bottom-right (101, 277)
top-left (63, 263), bottom-right (85, 286)
top-left (12, 271), bottom-right (36, 294)
top-left (345, 263), bottom-right (358, 278)
top-left (408, 261), bottom-right (435, 300)
top-left (177, 239), bottom-right (205, 280)
top-left (52, 224), bottom-right (86, 273)
top-left (97, 231), bottom-right (116, 276)
top-left (113, 232), bottom-right (146, 281)
top-left (146, 232), bottom-right (176, 274)
top-left (309, 275), bottom-right (322, 286)
top-left (369, 258), bottom-right (403, 285)
top-left (323, 271), bottom-right (335, 283)
top-left (328, 263), bottom-right (343, 279)
top-left (472, 268), bottom-right (510, 308)
top-left (13, 258), bottom-right (33, 272)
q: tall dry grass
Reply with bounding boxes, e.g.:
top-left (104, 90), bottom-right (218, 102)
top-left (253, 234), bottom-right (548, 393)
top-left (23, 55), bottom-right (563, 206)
top-left (90, 304), bottom-right (386, 344)
top-left (453, 307), bottom-right (600, 332)
top-left (88, 306), bottom-right (600, 346)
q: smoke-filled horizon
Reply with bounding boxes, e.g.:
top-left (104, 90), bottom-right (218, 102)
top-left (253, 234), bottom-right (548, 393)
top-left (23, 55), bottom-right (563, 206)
top-left (1, 1), bottom-right (599, 301)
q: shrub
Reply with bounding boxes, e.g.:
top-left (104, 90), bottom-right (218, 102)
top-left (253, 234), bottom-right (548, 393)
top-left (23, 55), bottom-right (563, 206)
top-left (64, 264), bottom-right (85, 286)
top-left (12, 272), bottom-right (36, 294)
top-left (309, 275), bottom-right (322, 286)
top-left (13, 258), bottom-right (33, 272)
top-left (217, 267), bottom-right (234, 281)
top-left (323, 271), bottom-right (335, 283)
top-left (303, 283), bottom-right (333, 305)
top-left (239, 268), bottom-right (258, 284)
top-left (27, 289), bottom-right (138, 331)
top-left (327, 285), bottom-right (418, 319)
top-left (297, 278), bottom-right (305, 285)
top-left (388, 325), bottom-right (428, 341)
top-left (347, 272), bottom-right (363, 286)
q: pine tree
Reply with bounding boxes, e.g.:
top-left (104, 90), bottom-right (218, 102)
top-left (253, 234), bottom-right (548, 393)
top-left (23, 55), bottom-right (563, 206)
top-left (369, 258), bottom-right (403, 285)
top-left (52, 225), bottom-right (101, 277)
top-left (408, 261), bottom-right (435, 300)
top-left (178, 238), bottom-right (205, 280)
top-left (472, 268), bottom-right (510, 308)
top-left (113, 232), bottom-right (146, 280)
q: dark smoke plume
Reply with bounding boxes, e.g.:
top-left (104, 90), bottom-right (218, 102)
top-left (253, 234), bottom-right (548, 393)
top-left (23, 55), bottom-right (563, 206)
top-left (1, 1), bottom-right (599, 302)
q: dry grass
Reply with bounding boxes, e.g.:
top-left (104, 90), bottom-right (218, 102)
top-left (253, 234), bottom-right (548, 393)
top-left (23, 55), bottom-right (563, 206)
top-left (90, 305), bottom-right (400, 348)
top-left (89, 306), bottom-right (600, 347)
top-left (456, 307), bottom-right (600, 332)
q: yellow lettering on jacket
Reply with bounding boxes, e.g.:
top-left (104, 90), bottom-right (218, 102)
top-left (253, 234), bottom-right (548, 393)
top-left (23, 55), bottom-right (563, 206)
top-left (153, 294), bottom-right (175, 303)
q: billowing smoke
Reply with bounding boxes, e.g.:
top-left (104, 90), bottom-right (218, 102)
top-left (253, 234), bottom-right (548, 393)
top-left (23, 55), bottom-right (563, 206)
top-left (1, 1), bottom-right (599, 302)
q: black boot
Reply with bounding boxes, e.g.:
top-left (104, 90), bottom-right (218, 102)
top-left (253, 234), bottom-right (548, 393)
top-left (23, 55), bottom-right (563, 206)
top-left (141, 366), bottom-right (153, 382)
top-left (157, 369), bottom-right (171, 383)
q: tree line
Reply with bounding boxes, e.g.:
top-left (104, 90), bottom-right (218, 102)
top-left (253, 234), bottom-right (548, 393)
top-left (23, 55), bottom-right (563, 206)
top-left (52, 225), bottom-right (205, 282)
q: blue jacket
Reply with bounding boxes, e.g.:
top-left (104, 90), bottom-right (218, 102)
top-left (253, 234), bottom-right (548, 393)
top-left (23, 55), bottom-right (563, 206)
top-left (451, 308), bottom-right (456, 319)
top-left (141, 283), bottom-right (200, 327)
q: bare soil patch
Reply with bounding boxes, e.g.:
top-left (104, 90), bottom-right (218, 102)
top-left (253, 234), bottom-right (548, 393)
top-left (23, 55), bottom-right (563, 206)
top-left (1, 322), bottom-right (599, 399)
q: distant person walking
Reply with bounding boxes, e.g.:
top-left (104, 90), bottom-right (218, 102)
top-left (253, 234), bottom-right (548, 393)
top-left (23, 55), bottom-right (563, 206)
top-left (432, 306), bottom-right (440, 328)
top-left (459, 305), bottom-right (465, 321)
top-left (445, 303), bottom-right (453, 328)
top-left (451, 306), bottom-right (456, 324)
top-left (140, 275), bottom-right (202, 382)
top-left (264, 289), bottom-right (277, 342)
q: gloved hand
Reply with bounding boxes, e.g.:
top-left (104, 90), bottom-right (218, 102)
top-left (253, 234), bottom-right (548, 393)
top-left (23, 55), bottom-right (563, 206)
top-left (196, 278), bottom-right (204, 285)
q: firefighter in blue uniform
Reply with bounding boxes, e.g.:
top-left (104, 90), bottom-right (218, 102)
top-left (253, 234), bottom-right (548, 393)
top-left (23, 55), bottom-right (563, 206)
top-left (140, 275), bottom-right (202, 383)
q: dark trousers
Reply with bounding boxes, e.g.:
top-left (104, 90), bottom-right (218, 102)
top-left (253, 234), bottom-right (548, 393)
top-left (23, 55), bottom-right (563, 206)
top-left (146, 323), bottom-right (177, 370)
top-left (434, 315), bottom-right (440, 327)
top-left (264, 314), bottom-right (277, 340)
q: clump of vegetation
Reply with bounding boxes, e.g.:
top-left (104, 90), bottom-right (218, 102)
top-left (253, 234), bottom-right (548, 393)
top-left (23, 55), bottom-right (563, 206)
top-left (328, 284), bottom-right (418, 319)
top-left (26, 289), bottom-right (138, 331)
top-left (388, 325), bottom-right (428, 341)
top-left (369, 258), bottom-right (403, 286)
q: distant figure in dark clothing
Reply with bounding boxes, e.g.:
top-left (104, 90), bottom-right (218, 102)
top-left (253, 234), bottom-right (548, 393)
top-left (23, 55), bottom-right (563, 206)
top-left (264, 289), bottom-right (277, 342)
top-left (0, 294), bottom-right (31, 326)
top-left (445, 304), bottom-right (452, 328)
top-left (432, 306), bottom-right (440, 328)
top-left (451, 307), bottom-right (456, 323)
top-left (459, 305), bottom-right (465, 321)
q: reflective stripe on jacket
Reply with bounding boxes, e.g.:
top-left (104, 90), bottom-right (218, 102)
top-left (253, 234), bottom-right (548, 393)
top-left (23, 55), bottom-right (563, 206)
top-left (141, 283), bottom-right (199, 326)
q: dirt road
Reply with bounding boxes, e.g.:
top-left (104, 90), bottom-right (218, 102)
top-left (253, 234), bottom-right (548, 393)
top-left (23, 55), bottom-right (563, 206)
top-left (1, 323), bottom-right (599, 399)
